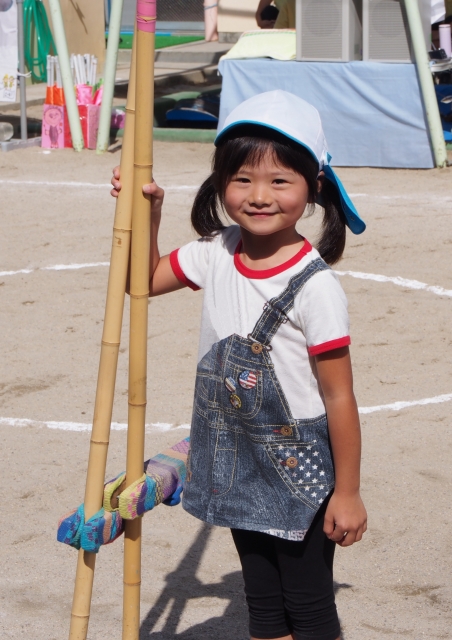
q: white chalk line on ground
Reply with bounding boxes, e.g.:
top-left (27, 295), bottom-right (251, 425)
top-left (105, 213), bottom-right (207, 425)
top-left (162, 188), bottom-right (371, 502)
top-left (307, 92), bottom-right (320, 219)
top-left (0, 417), bottom-right (190, 433)
top-left (2, 261), bottom-right (452, 299)
top-left (335, 269), bottom-right (452, 298)
top-left (0, 261), bottom-right (110, 278)
top-left (0, 179), bottom-right (198, 190)
top-left (358, 392), bottom-right (452, 414)
top-left (1, 393), bottom-right (451, 433)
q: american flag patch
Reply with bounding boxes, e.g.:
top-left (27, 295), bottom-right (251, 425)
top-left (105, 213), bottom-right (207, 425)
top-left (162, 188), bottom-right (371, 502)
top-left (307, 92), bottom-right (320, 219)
top-left (239, 370), bottom-right (257, 390)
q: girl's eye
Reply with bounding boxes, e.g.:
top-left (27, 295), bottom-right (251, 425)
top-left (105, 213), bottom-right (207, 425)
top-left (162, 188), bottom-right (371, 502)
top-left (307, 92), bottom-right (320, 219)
top-left (273, 179), bottom-right (287, 185)
top-left (235, 177), bottom-right (250, 183)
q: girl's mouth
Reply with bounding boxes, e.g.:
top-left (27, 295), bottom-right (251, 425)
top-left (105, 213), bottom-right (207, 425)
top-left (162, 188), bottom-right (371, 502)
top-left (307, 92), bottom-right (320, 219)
top-left (245, 212), bottom-right (276, 218)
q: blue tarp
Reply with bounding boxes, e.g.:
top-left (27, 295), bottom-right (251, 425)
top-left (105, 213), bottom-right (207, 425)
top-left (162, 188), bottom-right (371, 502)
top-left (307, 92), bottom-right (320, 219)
top-left (218, 59), bottom-right (435, 169)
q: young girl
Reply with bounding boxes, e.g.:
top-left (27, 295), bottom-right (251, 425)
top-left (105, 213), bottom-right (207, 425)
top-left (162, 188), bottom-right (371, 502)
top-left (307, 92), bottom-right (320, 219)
top-left (111, 90), bottom-right (367, 640)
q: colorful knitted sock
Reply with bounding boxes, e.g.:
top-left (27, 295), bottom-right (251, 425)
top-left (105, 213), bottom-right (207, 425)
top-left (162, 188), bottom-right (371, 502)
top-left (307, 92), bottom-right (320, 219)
top-left (80, 508), bottom-right (124, 553)
top-left (57, 437), bottom-right (190, 551)
top-left (57, 504), bottom-right (85, 549)
top-left (103, 472), bottom-right (126, 512)
top-left (115, 437), bottom-right (190, 519)
top-left (57, 504), bottom-right (124, 553)
top-left (117, 473), bottom-right (148, 519)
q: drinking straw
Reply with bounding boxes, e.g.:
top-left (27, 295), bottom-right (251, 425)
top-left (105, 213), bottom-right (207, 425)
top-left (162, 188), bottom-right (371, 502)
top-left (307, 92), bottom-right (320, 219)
top-left (79, 54), bottom-right (86, 84)
top-left (97, 0), bottom-right (125, 153)
top-left (67, 34), bottom-right (137, 640)
top-left (45, 54), bottom-right (54, 104)
top-left (75, 54), bottom-right (81, 84)
top-left (46, 55), bottom-right (51, 86)
top-left (56, 56), bottom-right (62, 88)
top-left (91, 55), bottom-right (97, 86)
top-left (74, 55), bottom-right (81, 86)
top-left (122, 1), bottom-right (155, 637)
top-left (84, 53), bottom-right (91, 84)
top-left (70, 54), bottom-right (75, 84)
top-left (47, 0), bottom-right (84, 150)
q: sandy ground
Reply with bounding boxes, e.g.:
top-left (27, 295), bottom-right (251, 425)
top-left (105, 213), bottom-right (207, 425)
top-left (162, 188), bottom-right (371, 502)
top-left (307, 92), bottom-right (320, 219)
top-left (1, 143), bottom-right (452, 640)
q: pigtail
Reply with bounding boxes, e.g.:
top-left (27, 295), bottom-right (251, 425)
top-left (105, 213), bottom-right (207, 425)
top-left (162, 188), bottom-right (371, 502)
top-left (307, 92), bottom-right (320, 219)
top-left (191, 174), bottom-right (225, 237)
top-left (316, 179), bottom-right (347, 265)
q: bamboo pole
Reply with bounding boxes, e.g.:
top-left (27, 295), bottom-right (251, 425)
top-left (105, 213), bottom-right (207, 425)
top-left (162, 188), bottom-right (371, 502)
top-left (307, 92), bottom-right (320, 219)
top-left (122, 1), bottom-right (155, 637)
top-left (47, 0), bottom-right (84, 152)
top-left (67, 34), bottom-right (138, 640)
top-left (97, 0), bottom-right (125, 154)
top-left (404, 0), bottom-right (448, 168)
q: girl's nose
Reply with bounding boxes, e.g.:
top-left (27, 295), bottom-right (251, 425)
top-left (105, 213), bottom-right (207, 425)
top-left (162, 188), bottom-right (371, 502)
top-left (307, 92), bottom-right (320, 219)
top-left (249, 183), bottom-right (272, 208)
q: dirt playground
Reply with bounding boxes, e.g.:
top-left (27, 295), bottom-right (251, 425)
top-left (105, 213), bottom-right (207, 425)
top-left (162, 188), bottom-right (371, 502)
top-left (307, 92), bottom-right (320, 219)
top-left (0, 143), bottom-right (451, 639)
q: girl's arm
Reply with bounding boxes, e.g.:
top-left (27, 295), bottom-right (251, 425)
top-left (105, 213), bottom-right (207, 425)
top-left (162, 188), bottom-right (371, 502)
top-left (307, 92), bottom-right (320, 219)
top-left (111, 167), bottom-right (185, 297)
top-left (315, 346), bottom-right (367, 547)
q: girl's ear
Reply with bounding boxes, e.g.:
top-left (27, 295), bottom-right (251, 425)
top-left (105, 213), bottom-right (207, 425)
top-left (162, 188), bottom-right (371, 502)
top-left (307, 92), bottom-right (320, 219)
top-left (308, 171), bottom-right (324, 204)
top-left (316, 171), bottom-right (325, 193)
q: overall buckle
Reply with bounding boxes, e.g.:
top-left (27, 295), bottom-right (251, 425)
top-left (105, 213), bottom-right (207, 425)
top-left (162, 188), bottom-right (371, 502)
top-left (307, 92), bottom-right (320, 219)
top-left (263, 302), bottom-right (288, 323)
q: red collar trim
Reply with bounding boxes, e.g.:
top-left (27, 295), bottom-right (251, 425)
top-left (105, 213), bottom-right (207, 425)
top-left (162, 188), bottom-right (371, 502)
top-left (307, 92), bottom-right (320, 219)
top-left (234, 239), bottom-right (313, 279)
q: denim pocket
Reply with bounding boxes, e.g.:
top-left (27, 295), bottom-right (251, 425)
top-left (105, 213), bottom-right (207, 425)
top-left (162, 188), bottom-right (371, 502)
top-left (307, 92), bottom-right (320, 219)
top-left (211, 429), bottom-right (238, 497)
top-left (264, 439), bottom-right (334, 509)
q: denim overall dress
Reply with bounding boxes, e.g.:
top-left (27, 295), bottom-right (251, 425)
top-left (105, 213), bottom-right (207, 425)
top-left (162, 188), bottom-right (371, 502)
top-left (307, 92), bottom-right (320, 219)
top-left (182, 258), bottom-right (335, 540)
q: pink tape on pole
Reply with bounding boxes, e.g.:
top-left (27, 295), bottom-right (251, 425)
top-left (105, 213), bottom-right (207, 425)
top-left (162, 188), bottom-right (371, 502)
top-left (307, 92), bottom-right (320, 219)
top-left (137, 0), bottom-right (157, 32)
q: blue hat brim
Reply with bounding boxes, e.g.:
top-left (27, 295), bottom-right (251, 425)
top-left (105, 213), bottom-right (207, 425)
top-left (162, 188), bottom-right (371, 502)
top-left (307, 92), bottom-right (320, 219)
top-left (322, 165), bottom-right (366, 235)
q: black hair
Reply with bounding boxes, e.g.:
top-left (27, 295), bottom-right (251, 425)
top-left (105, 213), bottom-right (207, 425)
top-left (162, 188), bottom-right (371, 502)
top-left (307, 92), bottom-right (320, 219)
top-left (260, 5), bottom-right (279, 21)
top-left (191, 125), bottom-right (346, 265)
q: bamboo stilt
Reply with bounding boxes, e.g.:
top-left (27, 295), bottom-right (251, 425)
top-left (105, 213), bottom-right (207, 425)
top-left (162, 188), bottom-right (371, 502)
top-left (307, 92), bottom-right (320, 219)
top-left (68, 35), bottom-right (138, 640)
top-left (122, 2), bottom-right (155, 637)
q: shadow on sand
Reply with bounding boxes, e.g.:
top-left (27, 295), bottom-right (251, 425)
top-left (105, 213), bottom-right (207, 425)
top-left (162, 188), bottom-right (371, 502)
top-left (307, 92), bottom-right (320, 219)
top-left (140, 522), bottom-right (352, 640)
top-left (140, 522), bottom-right (247, 639)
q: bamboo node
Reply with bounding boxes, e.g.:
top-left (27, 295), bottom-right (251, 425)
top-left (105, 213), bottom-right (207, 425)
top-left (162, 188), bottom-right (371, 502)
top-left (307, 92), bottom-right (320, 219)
top-left (129, 293), bottom-right (149, 299)
top-left (71, 613), bottom-right (90, 619)
top-left (101, 340), bottom-right (121, 346)
top-left (128, 401), bottom-right (147, 407)
top-left (113, 227), bottom-right (132, 233)
top-left (123, 581), bottom-right (142, 586)
top-left (133, 163), bottom-right (154, 169)
top-left (125, 107), bottom-right (135, 114)
top-left (90, 439), bottom-right (109, 445)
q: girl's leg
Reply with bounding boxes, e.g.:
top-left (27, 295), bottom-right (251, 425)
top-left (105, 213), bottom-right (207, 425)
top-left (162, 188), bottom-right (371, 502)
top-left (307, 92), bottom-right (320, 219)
top-left (231, 528), bottom-right (293, 640)
top-left (275, 498), bottom-right (341, 640)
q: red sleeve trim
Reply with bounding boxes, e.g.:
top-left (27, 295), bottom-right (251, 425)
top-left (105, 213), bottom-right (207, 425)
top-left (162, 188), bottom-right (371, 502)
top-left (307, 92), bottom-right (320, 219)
top-left (169, 249), bottom-right (200, 291)
top-left (308, 336), bottom-right (351, 356)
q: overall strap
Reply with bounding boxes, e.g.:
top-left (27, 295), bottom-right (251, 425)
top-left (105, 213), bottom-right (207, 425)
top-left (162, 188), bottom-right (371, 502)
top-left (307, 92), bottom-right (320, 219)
top-left (250, 258), bottom-right (330, 347)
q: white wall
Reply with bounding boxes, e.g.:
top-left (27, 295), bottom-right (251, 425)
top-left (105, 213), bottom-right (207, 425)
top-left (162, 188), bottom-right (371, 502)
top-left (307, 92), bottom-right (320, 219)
top-left (218, 0), bottom-right (257, 34)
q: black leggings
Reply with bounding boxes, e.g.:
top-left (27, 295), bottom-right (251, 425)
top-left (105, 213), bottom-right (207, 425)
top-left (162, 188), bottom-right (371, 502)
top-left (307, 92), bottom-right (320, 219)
top-left (231, 501), bottom-right (340, 640)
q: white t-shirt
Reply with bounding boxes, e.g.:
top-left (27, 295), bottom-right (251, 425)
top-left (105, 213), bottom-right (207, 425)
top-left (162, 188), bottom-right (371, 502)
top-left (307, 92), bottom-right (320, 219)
top-left (170, 225), bottom-right (350, 420)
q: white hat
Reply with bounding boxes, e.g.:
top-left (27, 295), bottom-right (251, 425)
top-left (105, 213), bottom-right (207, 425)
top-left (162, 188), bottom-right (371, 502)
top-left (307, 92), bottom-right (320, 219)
top-left (215, 90), bottom-right (365, 235)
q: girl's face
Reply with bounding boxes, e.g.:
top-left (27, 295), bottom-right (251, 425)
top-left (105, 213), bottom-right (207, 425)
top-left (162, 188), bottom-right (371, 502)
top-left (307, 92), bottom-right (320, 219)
top-left (223, 151), bottom-right (319, 237)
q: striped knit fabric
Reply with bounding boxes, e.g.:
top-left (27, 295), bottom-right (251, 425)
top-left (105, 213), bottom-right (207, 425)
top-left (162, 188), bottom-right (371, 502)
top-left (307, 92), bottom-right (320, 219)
top-left (57, 505), bottom-right (124, 553)
top-left (57, 437), bottom-right (190, 553)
